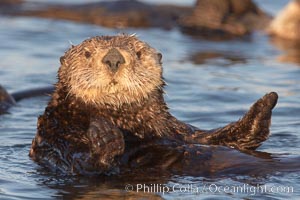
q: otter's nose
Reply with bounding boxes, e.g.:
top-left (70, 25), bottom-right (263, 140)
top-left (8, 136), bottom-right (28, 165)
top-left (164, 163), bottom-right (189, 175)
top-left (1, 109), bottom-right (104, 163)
top-left (102, 48), bottom-right (125, 72)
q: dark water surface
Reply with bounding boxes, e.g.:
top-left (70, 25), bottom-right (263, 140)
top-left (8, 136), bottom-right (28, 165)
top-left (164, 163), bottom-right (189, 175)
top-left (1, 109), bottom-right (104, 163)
top-left (0, 0), bottom-right (300, 199)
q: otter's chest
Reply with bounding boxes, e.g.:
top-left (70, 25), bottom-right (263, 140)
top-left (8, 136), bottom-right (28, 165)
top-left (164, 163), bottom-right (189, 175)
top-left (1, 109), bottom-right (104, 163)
top-left (96, 106), bottom-right (158, 139)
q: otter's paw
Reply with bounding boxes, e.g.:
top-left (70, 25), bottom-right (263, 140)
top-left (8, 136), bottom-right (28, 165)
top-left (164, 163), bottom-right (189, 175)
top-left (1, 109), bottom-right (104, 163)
top-left (87, 119), bottom-right (125, 165)
top-left (198, 92), bottom-right (278, 151)
top-left (217, 92), bottom-right (278, 150)
top-left (235, 92), bottom-right (278, 149)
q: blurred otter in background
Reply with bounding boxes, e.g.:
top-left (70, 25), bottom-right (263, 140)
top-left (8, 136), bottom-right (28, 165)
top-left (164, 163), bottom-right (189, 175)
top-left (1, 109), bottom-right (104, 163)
top-left (268, 0), bottom-right (300, 41)
top-left (4, 0), bottom-right (300, 43)
top-left (4, 0), bottom-right (270, 40)
top-left (14, 0), bottom-right (192, 30)
top-left (0, 0), bottom-right (22, 6)
top-left (178, 0), bottom-right (271, 39)
top-left (267, 0), bottom-right (300, 64)
top-left (0, 86), bottom-right (54, 114)
top-left (0, 85), bottom-right (16, 115)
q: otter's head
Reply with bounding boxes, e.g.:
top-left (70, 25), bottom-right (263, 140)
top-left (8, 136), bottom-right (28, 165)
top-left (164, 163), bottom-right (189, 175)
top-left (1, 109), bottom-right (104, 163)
top-left (58, 34), bottom-right (163, 107)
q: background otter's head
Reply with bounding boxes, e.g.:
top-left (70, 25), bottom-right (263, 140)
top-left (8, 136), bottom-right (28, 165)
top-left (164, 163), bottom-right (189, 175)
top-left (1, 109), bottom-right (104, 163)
top-left (58, 34), bottom-right (163, 107)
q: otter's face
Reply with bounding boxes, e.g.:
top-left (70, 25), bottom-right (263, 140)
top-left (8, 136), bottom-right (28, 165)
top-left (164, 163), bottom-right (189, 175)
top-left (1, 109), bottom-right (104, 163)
top-left (59, 35), bottom-right (163, 106)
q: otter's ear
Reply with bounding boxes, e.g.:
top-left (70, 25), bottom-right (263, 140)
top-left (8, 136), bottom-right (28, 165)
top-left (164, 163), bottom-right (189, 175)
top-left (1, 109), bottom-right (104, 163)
top-left (60, 56), bottom-right (66, 65)
top-left (157, 53), bottom-right (162, 63)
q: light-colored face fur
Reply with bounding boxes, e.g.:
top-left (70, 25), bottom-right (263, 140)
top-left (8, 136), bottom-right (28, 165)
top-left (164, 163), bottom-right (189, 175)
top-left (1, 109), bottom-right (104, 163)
top-left (59, 35), bottom-right (163, 107)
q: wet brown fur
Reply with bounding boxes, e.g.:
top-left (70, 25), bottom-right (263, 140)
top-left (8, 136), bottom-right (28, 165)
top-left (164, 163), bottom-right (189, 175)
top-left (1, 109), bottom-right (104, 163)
top-left (30, 34), bottom-right (278, 175)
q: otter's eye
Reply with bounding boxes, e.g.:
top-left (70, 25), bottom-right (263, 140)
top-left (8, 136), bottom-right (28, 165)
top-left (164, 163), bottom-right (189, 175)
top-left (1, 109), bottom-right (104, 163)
top-left (157, 53), bottom-right (162, 62)
top-left (136, 51), bottom-right (142, 59)
top-left (85, 51), bottom-right (91, 58)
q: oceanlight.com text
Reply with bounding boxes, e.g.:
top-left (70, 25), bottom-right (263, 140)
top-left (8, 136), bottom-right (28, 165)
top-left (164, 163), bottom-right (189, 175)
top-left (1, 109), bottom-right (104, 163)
top-left (125, 183), bottom-right (294, 196)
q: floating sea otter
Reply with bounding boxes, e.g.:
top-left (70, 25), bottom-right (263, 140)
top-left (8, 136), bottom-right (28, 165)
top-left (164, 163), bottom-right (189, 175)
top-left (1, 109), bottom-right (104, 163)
top-left (268, 0), bottom-right (300, 41)
top-left (28, 35), bottom-right (278, 175)
top-left (0, 85), bottom-right (54, 114)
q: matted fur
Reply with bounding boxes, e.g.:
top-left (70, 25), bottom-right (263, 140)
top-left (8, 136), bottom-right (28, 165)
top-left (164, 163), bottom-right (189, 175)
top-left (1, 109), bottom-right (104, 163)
top-left (59, 34), bottom-right (163, 107)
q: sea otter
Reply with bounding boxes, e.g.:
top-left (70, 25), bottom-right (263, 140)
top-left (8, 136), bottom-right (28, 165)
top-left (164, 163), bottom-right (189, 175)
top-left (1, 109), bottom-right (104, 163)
top-left (29, 34), bottom-right (278, 175)
top-left (0, 85), bottom-right (54, 114)
top-left (268, 0), bottom-right (300, 41)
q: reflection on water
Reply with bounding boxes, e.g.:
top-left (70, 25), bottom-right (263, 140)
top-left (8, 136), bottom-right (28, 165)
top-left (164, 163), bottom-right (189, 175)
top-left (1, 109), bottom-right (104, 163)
top-left (189, 51), bottom-right (247, 67)
top-left (270, 36), bottom-right (300, 64)
top-left (0, 0), bottom-right (300, 199)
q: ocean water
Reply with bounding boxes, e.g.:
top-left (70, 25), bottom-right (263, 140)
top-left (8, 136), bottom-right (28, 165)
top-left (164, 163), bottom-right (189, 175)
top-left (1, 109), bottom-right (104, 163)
top-left (0, 0), bottom-right (299, 199)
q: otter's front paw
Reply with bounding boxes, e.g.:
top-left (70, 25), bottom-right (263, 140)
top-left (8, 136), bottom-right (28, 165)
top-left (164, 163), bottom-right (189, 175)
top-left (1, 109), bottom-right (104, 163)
top-left (87, 119), bottom-right (125, 163)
